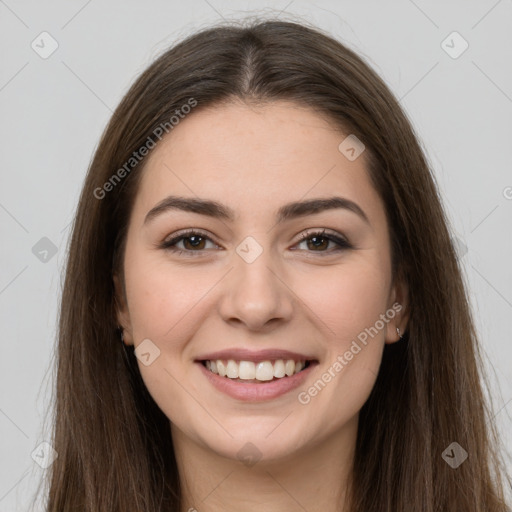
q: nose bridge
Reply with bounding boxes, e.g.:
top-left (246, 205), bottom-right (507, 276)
top-left (218, 234), bottom-right (293, 329)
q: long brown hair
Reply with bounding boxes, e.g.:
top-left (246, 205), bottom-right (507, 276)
top-left (38, 18), bottom-right (511, 511)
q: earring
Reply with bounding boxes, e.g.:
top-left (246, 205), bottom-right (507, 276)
top-left (396, 327), bottom-right (403, 340)
top-left (118, 326), bottom-right (124, 344)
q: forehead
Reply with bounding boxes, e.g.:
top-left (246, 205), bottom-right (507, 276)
top-left (132, 100), bottom-right (385, 227)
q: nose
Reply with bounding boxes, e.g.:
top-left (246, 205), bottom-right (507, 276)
top-left (217, 243), bottom-right (294, 332)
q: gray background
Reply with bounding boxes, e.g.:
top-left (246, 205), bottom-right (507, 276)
top-left (1, 0), bottom-right (511, 509)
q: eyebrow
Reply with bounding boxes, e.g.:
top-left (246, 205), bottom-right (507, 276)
top-left (144, 195), bottom-right (370, 226)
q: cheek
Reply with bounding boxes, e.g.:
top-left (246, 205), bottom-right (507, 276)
top-left (294, 259), bottom-right (391, 340)
top-left (123, 252), bottom-right (209, 429)
top-left (291, 260), bottom-right (390, 409)
top-left (124, 251), bottom-right (211, 341)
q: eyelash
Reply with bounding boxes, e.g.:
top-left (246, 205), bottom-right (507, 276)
top-left (159, 228), bottom-right (352, 257)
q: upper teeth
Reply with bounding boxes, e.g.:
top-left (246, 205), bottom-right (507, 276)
top-left (205, 359), bottom-right (307, 381)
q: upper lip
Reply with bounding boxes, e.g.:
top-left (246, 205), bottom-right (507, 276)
top-left (195, 348), bottom-right (318, 363)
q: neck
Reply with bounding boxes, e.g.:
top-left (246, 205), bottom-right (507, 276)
top-left (172, 415), bottom-right (357, 512)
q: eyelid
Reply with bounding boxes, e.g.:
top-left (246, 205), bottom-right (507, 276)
top-left (297, 228), bottom-right (347, 243)
top-left (162, 228), bottom-right (216, 245)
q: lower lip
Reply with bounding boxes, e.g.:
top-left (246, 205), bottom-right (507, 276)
top-left (196, 361), bottom-right (317, 402)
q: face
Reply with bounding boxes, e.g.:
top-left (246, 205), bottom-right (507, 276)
top-left (115, 100), bottom-right (407, 462)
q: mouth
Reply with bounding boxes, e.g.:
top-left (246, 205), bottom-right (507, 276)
top-left (195, 356), bottom-right (319, 402)
top-left (199, 358), bottom-right (315, 383)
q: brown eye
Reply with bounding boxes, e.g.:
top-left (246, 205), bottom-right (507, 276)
top-left (304, 234), bottom-right (330, 251)
top-left (296, 229), bottom-right (352, 254)
top-left (160, 230), bottom-right (219, 256)
top-left (181, 235), bottom-right (207, 250)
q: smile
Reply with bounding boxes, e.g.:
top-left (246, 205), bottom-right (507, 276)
top-left (196, 358), bottom-right (319, 402)
top-left (202, 359), bottom-right (311, 382)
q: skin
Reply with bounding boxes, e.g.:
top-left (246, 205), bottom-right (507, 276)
top-left (115, 100), bottom-right (409, 512)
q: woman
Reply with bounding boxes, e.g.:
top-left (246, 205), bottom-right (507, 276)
top-left (40, 19), bottom-right (511, 511)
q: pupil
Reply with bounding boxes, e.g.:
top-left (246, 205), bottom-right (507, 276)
top-left (309, 236), bottom-right (327, 250)
top-left (186, 236), bottom-right (203, 249)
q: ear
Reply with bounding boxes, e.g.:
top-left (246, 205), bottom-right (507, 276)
top-left (385, 273), bottom-right (410, 345)
top-left (113, 273), bottom-right (134, 346)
